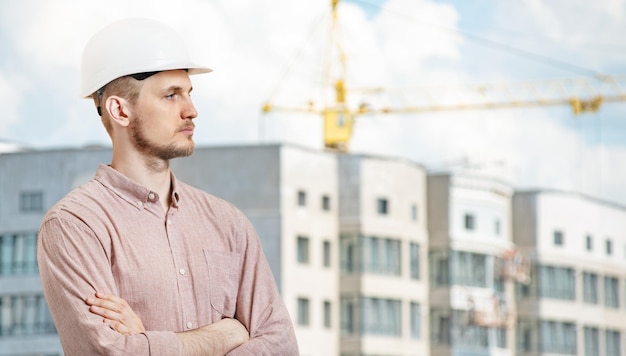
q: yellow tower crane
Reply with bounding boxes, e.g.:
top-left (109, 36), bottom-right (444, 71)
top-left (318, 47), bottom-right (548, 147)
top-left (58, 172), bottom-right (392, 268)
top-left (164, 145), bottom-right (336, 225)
top-left (261, 0), bottom-right (626, 152)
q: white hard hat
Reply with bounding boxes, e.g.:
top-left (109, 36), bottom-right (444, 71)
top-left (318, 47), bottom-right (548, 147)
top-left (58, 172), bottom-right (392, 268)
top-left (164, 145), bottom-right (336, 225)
top-left (80, 18), bottom-right (212, 98)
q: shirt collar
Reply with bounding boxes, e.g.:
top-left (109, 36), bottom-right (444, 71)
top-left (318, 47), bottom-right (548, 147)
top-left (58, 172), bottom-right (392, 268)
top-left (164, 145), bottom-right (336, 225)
top-left (94, 164), bottom-right (181, 209)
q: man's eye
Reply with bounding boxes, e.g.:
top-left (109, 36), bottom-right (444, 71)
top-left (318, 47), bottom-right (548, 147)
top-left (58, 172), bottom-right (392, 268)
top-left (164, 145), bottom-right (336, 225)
top-left (165, 93), bottom-right (177, 100)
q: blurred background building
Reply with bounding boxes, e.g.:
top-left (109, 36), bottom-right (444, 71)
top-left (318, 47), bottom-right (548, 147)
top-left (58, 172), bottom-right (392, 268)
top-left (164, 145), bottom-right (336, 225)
top-left (1, 144), bottom-right (625, 356)
top-left (513, 191), bottom-right (626, 356)
top-left (427, 173), bottom-right (517, 356)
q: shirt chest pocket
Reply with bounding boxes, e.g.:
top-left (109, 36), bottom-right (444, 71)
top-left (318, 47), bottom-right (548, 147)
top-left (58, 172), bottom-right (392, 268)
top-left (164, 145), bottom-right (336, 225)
top-left (203, 249), bottom-right (241, 317)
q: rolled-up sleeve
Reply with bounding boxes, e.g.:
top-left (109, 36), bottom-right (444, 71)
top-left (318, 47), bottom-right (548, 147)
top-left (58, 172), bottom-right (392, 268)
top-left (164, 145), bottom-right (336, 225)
top-left (38, 214), bottom-right (179, 356)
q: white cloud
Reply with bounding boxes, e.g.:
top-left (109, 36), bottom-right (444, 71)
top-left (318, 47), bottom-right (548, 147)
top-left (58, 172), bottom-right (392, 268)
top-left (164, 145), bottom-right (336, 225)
top-left (375, 0), bottom-right (461, 84)
top-left (0, 68), bottom-right (25, 137)
top-left (1, 0), bottom-right (626, 205)
top-left (489, 0), bottom-right (626, 71)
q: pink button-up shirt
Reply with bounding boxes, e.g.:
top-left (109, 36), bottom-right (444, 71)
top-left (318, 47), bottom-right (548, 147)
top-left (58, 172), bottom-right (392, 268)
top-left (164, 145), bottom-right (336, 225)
top-left (38, 164), bottom-right (298, 355)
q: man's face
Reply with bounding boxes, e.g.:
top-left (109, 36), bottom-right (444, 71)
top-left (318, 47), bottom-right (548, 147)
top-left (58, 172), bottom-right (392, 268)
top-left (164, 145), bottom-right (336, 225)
top-left (130, 70), bottom-right (198, 160)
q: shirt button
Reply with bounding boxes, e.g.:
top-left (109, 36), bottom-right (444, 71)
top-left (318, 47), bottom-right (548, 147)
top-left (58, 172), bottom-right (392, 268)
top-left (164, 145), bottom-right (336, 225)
top-left (186, 322), bottom-right (193, 329)
top-left (137, 201), bottom-right (143, 208)
top-left (179, 268), bottom-right (186, 275)
top-left (148, 192), bottom-right (156, 200)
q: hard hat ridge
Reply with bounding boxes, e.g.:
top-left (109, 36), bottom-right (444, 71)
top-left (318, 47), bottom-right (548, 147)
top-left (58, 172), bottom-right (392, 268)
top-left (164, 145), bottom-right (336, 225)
top-left (80, 18), bottom-right (212, 98)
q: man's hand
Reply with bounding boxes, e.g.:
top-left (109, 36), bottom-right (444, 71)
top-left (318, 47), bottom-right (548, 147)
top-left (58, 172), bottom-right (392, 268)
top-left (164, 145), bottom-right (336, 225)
top-left (85, 292), bottom-right (146, 335)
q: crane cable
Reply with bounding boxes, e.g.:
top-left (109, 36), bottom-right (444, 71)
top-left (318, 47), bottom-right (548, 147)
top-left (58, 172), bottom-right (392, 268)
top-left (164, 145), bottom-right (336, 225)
top-left (264, 11), bottom-right (329, 107)
top-left (346, 0), bottom-right (607, 79)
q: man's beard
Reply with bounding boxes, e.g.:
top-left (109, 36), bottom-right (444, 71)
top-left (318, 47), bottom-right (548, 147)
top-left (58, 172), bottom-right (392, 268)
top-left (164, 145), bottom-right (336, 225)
top-left (131, 116), bottom-right (195, 161)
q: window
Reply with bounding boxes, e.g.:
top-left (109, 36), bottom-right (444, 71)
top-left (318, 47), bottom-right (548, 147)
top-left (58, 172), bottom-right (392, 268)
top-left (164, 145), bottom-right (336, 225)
top-left (464, 213), bottom-right (475, 230)
top-left (604, 276), bottom-right (619, 308)
top-left (297, 298), bottom-right (310, 326)
top-left (0, 294), bottom-right (56, 336)
top-left (410, 242), bottom-right (420, 280)
top-left (517, 319), bottom-right (533, 353)
top-left (537, 265), bottom-right (576, 300)
top-left (297, 190), bottom-right (306, 207)
top-left (433, 314), bottom-right (451, 345)
top-left (361, 236), bottom-right (401, 275)
top-left (606, 239), bottom-right (613, 256)
top-left (606, 329), bottom-right (621, 356)
top-left (494, 276), bottom-right (505, 294)
top-left (19, 191), bottom-right (43, 213)
top-left (430, 251), bottom-right (450, 286)
top-left (450, 251), bottom-right (487, 287)
top-left (431, 309), bottom-right (492, 348)
top-left (584, 326), bottom-right (599, 356)
top-left (582, 272), bottom-right (598, 304)
top-left (411, 204), bottom-right (417, 221)
top-left (495, 327), bottom-right (507, 348)
top-left (521, 328), bottom-right (532, 353)
top-left (323, 301), bottom-right (331, 328)
top-left (586, 235), bottom-right (593, 251)
top-left (0, 233), bottom-right (38, 276)
top-left (539, 320), bottom-right (577, 354)
top-left (340, 297), bottom-right (355, 334)
top-left (410, 302), bottom-right (421, 339)
top-left (553, 230), bottom-right (564, 246)
top-left (377, 198), bottom-right (389, 215)
top-left (321, 195), bottom-right (331, 211)
top-left (360, 297), bottom-right (401, 336)
top-left (340, 236), bottom-right (356, 273)
top-left (516, 281), bottom-right (531, 299)
top-left (322, 240), bottom-right (331, 268)
top-left (296, 236), bottom-right (310, 264)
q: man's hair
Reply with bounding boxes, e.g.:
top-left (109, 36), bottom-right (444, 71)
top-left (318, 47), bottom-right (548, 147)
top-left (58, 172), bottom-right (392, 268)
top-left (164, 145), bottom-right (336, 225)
top-left (92, 76), bottom-right (143, 136)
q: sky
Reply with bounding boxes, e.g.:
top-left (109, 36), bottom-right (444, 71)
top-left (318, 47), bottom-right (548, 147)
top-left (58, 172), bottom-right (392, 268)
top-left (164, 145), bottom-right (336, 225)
top-left (1, 0), bottom-right (626, 205)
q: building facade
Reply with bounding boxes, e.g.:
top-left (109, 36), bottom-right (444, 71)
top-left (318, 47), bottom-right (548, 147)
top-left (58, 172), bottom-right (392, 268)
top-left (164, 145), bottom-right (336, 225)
top-left (0, 147), bottom-right (111, 355)
top-left (2, 145), bottom-right (626, 356)
top-left (338, 154), bottom-right (430, 356)
top-left (427, 173), bottom-right (519, 356)
top-left (514, 190), bottom-right (626, 356)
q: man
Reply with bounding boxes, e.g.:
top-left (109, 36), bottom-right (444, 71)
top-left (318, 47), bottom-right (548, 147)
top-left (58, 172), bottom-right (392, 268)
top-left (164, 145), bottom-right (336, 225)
top-left (37, 18), bottom-right (299, 355)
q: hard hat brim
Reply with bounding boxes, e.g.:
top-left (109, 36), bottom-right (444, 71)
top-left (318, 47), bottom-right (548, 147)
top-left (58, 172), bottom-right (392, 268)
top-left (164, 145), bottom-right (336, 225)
top-left (81, 65), bottom-right (212, 98)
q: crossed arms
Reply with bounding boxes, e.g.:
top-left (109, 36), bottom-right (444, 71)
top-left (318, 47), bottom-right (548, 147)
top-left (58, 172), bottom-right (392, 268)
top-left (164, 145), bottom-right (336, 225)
top-left (86, 292), bottom-right (249, 355)
top-left (38, 209), bottom-right (299, 355)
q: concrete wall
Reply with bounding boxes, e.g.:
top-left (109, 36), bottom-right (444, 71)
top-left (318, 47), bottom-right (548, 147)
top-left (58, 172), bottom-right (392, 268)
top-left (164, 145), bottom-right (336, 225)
top-left (427, 174), bottom-right (451, 249)
top-left (0, 147), bottom-right (111, 232)
top-left (338, 154), bottom-right (361, 234)
top-left (449, 174), bottom-right (514, 253)
top-left (511, 192), bottom-right (537, 250)
top-left (280, 145), bottom-right (339, 356)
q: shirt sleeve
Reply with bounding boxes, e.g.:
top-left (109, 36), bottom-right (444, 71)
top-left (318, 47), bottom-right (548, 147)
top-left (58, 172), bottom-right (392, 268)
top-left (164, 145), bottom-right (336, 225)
top-left (37, 214), bottom-right (180, 356)
top-left (226, 215), bottom-right (299, 355)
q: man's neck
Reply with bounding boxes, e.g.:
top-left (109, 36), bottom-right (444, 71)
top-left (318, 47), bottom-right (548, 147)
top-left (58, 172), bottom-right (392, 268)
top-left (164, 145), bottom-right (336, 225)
top-left (111, 150), bottom-right (173, 212)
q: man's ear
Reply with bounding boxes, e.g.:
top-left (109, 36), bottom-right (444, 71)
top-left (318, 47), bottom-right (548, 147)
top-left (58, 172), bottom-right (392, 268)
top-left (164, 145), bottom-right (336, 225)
top-left (105, 95), bottom-right (131, 127)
